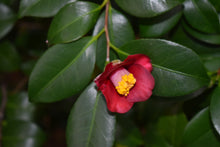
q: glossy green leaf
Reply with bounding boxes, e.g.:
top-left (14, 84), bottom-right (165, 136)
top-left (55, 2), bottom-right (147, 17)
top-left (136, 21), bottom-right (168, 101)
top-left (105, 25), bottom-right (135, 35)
top-left (48, 1), bottom-right (100, 44)
top-left (119, 39), bottom-right (210, 97)
top-left (28, 37), bottom-right (96, 102)
top-left (93, 7), bottom-right (135, 70)
top-left (18, 0), bottom-right (75, 18)
top-left (210, 87), bottom-right (220, 136)
top-left (6, 92), bottom-right (36, 121)
top-left (157, 113), bottom-right (188, 147)
top-left (182, 107), bottom-right (220, 147)
top-left (182, 20), bottom-right (220, 45)
top-left (0, 41), bottom-right (20, 72)
top-left (139, 9), bottom-right (182, 38)
top-left (0, 3), bottom-right (16, 39)
top-left (66, 82), bottom-right (116, 147)
top-left (2, 120), bottom-right (46, 147)
top-left (115, 0), bottom-right (182, 18)
top-left (183, 0), bottom-right (220, 33)
top-left (171, 24), bottom-right (220, 55)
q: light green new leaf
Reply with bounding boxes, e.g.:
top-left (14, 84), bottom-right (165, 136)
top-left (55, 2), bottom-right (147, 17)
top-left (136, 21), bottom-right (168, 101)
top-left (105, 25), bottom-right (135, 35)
top-left (18, 0), bottom-right (76, 18)
top-left (66, 82), bottom-right (116, 147)
top-left (48, 1), bottom-right (101, 44)
top-left (119, 39), bottom-right (210, 97)
top-left (115, 0), bottom-right (183, 18)
top-left (0, 41), bottom-right (20, 72)
top-left (210, 86), bottom-right (220, 136)
top-left (28, 37), bottom-right (96, 102)
top-left (183, 0), bottom-right (220, 33)
top-left (182, 107), bottom-right (220, 147)
top-left (0, 3), bottom-right (16, 39)
top-left (93, 7), bottom-right (135, 70)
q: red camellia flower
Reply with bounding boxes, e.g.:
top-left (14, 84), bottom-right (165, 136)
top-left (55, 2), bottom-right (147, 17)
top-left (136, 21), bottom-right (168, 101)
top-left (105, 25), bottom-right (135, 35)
top-left (95, 54), bottom-right (155, 113)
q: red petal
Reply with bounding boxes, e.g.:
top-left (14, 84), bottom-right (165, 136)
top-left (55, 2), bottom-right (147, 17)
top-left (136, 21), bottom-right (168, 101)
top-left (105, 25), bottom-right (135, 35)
top-left (97, 80), bottom-right (134, 113)
top-left (127, 64), bottom-right (155, 102)
top-left (95, 54), bottom-right (153, 88)
top-left (124, 54), bottom-right (153, 72)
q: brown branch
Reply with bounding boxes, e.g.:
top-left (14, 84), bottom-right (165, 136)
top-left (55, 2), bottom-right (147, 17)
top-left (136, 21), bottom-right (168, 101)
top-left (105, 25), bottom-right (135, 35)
top-left (104, 1), bottom-right (110, 62)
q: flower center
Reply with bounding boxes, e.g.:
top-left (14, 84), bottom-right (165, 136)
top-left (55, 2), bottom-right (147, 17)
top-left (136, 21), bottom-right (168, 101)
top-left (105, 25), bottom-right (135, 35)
top-left (115, 73), bottom-right (136, 96)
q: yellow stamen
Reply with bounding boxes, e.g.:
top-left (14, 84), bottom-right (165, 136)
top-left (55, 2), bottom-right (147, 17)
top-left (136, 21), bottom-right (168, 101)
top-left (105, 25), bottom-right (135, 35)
top-left (115, 73), bottom-right (136, 96)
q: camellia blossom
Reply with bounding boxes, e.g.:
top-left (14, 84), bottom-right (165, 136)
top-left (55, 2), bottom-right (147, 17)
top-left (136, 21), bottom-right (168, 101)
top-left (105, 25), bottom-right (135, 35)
top-left (95, 54), bottom-right (155, 113)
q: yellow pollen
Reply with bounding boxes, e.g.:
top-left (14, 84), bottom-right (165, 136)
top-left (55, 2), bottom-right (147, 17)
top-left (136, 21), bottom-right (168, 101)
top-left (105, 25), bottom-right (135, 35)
top-left (115, 73), bottom-right (136, 96)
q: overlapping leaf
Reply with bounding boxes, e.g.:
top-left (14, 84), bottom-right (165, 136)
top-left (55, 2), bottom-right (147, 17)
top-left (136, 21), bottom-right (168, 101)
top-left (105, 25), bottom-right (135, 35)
top-left (183, 0), bottom-right (220, 34)
top-left (115, 0), bottom-right (183, 18)
top-left (119, 39), bottom-right (210, 97)
top-left (66, 82), bottom-right (116, 147)
top-left (182, 20), bottom-right (220, 45)
top-left (0, 3), bottom-right (16, 39)
top-left (182, 107), bottom-right (220, 147)
top-left (171, 25), bottom-right (220, 55)
top-left (210, 87), bottom-right (220, 136)
top-left (48, 1), bottom-right (101, 44)
top-left (139, 10), bottom-right (182, 38)
top-left (18, 0), bottom-right (75, 17)
top-left (93, 7), bottom-right (135, 70)
top-left (28, 37), bottom-right (96, 102)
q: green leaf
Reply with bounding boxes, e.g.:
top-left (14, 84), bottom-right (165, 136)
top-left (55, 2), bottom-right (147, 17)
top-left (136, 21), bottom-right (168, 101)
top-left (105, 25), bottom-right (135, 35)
top-left (171, 24), bottom-right (220, 55)
top-left (66, 82), bottom-right (116, 147)
top-left (115, 0), bottom-right (182, 18)
top-left (157, 113), bottom-right (188, 147)
top-left (48, 1), bottom-right (101, 44)
top-left (28, 37), bottom-right (96, 102)
top-left (210, 86), bottom-right (220, 136)
top-left (2, 120), bottom-right (46, 147)
top-left (6, 92), bottom-right (36, 121)
top-left (93, 7), bottom-right (135, 70)
top-left (18, 0), bottom-right (75, 18)
top-left (139, 9), bottom-right (182, 38)
top-left (0, 41), bottom-right (20, 72)
top-left (203, 56), bottom-right (220, 72)
top-left (209, 0), bottom-right (220, 12)
top-left (183, 0), bottom-right (220, 33)
top-left (144, 125), bottom-right (171, 147)
top-left (0, 3), bottom-right (16, 39)
top-left (182, 107), bottom-right (220, 147)
top-left (182, 20), bottom-right (220, 45)
top-left (119, 39), bottom-right (210, 97)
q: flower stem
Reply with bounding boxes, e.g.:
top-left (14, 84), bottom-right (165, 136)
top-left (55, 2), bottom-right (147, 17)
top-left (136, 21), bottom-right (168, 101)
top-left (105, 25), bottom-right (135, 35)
top-left (100, 0), bottom-right (109, 9)
top-left (110, 42), bottom-right (130, 56)
top-left (105, 0), bottom-right (110, 63)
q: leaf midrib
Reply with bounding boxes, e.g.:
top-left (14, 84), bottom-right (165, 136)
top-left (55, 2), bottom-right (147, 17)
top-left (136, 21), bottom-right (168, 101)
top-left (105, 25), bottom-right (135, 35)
top-left (85, 93), bottom-right (100, 147)
top-left (32, 38), bottom-right (93, 99)
top-left (49, 2), bottom-right (100, 42)
top-left (153, 64), bottom-right (209, 81)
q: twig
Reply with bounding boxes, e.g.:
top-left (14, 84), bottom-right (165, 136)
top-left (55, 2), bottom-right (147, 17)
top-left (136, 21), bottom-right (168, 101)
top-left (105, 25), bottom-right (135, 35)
top-left (104, 1), bottom-right (110, 62)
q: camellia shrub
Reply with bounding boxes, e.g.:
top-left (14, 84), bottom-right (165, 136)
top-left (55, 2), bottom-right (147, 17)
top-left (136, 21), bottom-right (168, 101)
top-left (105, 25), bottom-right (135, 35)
top-left (0, 0), bottom-right (220, 146)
